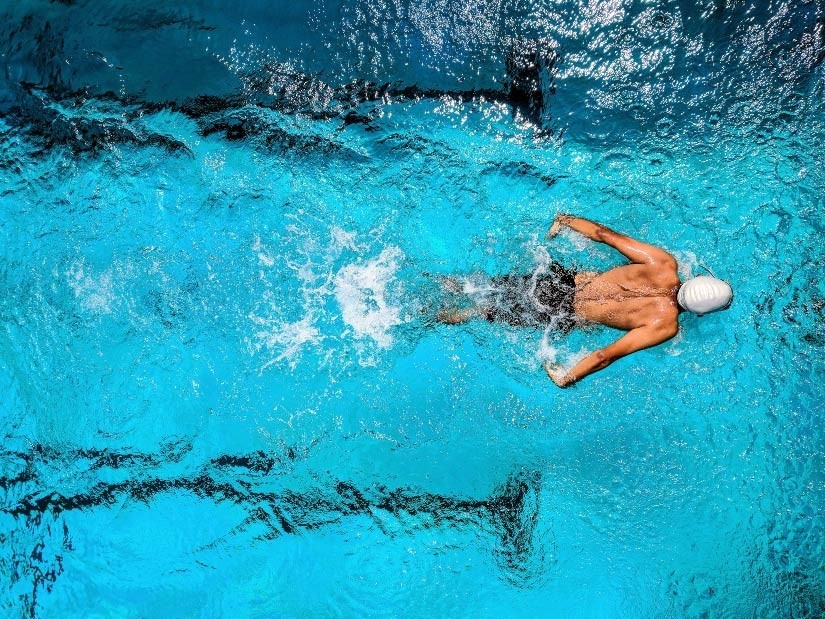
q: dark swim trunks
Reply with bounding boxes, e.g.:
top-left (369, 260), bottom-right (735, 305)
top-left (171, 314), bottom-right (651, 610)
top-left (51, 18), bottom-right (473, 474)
top-left (485, 262), bottom-right (579, 332)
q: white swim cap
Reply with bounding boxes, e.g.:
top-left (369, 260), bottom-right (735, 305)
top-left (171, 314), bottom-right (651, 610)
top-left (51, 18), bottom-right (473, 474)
top-left (677, 276), bottom-right (733, 314)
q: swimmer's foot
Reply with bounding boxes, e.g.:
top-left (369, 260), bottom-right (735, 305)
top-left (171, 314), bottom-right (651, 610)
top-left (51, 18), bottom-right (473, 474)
top-left (435, 307), bottom-right (478, 325)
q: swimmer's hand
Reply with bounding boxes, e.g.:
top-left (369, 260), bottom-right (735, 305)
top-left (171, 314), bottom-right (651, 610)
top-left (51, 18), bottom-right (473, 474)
top-left (544, 362), bottom-right (573, 388)
top-left (547, 214), bottom-right (573, 238)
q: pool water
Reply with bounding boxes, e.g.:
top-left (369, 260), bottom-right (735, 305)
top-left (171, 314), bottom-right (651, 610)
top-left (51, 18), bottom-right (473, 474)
top-left (1, 1), bottom-right (823, 617)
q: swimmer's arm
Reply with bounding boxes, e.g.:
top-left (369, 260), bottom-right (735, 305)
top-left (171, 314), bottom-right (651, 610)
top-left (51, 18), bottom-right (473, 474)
top-left (548, 215), bottom-right (676, 265)
top-left (544, 323), bottom-right (677, 387)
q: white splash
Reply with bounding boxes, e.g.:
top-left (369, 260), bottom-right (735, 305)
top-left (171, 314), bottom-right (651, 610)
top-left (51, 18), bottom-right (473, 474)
top-left (334, 246), bottom-right (405, 349)
top-left (529, 242), bottom-right (553, 269)
top-left (247, 226), bottom-right (371, 371)
top-left (536, 334), bottom-right (590, 371)
top-left (458, 274), bottom-right (495, 297)
top-left (563, 227), bottom-right (595, 252)
top-left (537, 329), bottom-right (561, 364)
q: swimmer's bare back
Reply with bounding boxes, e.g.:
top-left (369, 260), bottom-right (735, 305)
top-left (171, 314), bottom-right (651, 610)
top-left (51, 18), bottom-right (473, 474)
top-left (543, 215), bottom-right (680, 387)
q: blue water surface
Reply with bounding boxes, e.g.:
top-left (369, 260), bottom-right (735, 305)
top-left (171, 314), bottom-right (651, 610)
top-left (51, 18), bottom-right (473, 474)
top-left (1, 0), bottom-right (824, 617)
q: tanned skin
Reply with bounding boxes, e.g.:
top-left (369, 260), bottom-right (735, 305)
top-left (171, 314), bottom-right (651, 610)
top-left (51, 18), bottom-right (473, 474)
top-left (438, 215), bottom-right (682, 387)
top-left (543, 215), bottom-right (680, 387)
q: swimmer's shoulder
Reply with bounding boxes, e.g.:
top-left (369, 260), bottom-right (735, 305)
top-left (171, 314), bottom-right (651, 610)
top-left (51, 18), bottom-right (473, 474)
top-left (650, 303), bottom-right (679, 336)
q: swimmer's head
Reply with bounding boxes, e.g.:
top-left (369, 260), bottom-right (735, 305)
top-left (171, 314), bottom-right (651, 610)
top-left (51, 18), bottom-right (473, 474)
top-left (677, 276), bottom-right (733, 315)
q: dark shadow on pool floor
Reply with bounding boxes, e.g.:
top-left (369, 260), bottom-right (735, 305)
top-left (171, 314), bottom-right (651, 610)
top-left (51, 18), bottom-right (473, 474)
top-left (1, 444), bottom-right (551, 614)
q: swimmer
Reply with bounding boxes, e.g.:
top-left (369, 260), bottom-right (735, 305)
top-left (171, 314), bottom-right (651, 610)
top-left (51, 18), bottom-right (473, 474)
top-left (437, 214), bottom-right (733, 387)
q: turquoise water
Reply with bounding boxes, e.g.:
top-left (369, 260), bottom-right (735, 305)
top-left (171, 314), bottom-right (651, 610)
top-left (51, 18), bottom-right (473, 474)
top-left (1, 1), bottom-right (824, 617)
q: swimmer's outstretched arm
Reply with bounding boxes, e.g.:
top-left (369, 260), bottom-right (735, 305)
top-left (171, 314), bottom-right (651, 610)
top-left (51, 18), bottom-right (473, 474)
top-left (548, 214), bottom-right (676, 265)
top-left (544, 322), bottom-right (677, 387)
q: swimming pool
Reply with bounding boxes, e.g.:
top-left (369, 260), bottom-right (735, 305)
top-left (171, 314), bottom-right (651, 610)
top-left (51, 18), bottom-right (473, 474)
top-left (1, 0), bottom-right (823, 616)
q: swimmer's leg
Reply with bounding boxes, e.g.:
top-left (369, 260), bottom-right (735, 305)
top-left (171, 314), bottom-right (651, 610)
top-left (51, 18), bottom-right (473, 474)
top-left (435, 306), bottom-right (491, 325)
